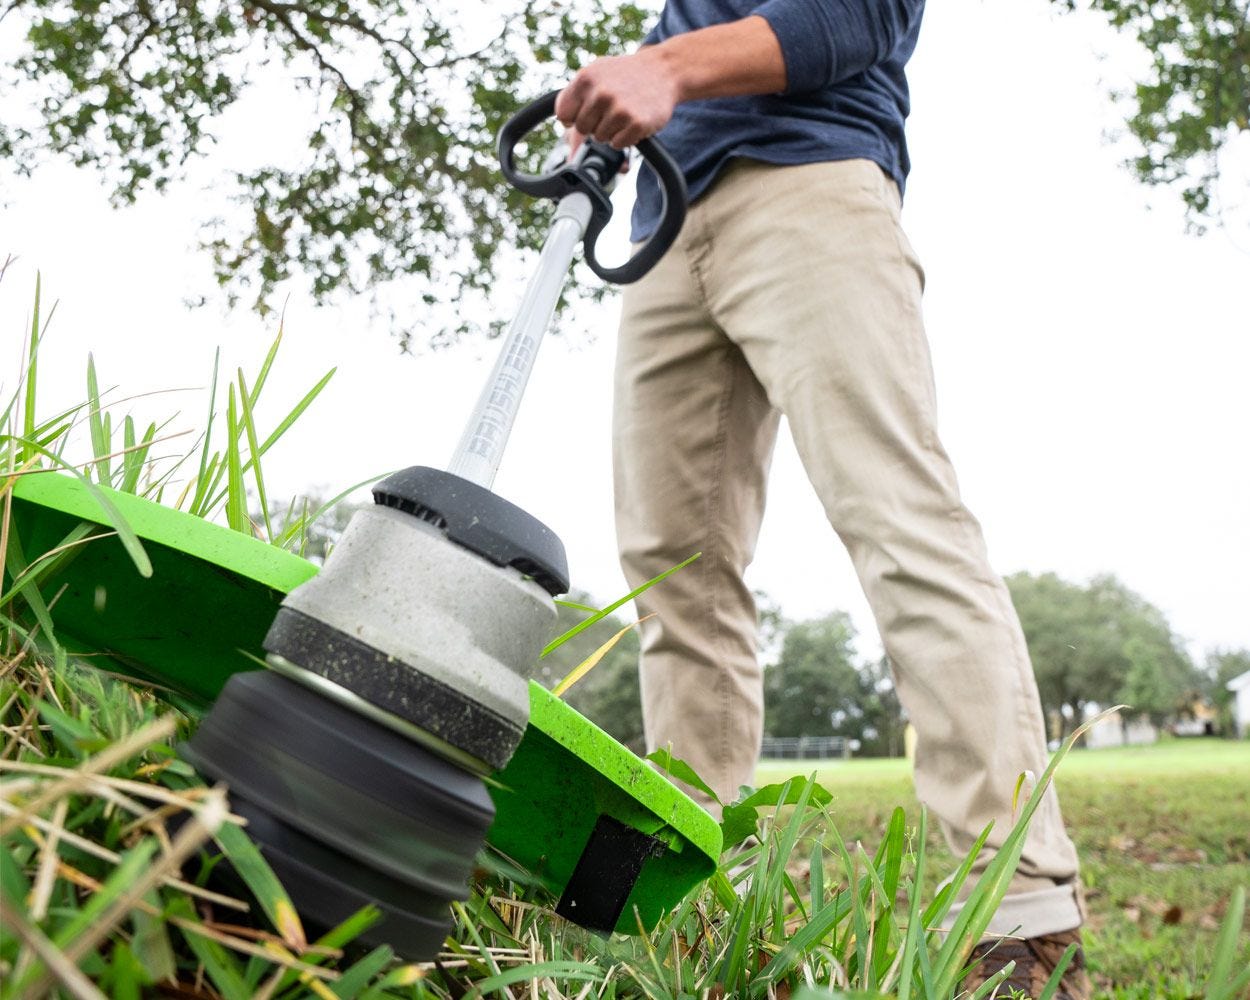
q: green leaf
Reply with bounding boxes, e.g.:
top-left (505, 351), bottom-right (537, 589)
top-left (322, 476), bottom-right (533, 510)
top-left (646, 747), bottom-right (720, 806)
top-left (255, 367), bottom-right (336, 457)
top-left (720, 778), bottom-right (833, 847)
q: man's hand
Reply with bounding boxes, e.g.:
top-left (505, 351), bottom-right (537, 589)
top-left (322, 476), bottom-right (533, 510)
top-left (555, 16), bottom-right (787, 151)
top-left (556, 49), bottom-right (681, 151)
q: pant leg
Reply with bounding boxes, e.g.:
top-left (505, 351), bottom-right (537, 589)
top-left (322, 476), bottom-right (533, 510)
top-left (613, 212), bottom-right (780, 813)
top-left (694, 158), bottom-right (1082, 934)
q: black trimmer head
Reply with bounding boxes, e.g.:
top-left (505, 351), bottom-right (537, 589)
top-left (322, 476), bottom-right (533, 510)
top-left (181, 670), bottom-right (496, 956)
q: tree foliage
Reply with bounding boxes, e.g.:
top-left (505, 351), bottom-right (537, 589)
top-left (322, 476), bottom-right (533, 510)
top-left (0, 0), bottom-right (650, 345)
top-left (763, 612), bottom-right (862, 740)
top-left (1058, 0), bottom-right (1250, 230)
top-left (1007, 571), bottom-right (1197, 736)
top-left (761, 611), bottom-right (906, 755)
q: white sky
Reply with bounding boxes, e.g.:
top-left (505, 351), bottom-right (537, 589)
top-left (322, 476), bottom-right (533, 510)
top-left (2, 0), bottom-right (1248, 663)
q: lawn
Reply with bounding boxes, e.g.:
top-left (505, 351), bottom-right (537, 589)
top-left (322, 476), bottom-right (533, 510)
top-left (758, 739), bottom-right (1250, 997)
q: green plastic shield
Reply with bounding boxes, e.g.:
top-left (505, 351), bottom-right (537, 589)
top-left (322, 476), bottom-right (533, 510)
top-left (6, 471), bottom-right (721, 933)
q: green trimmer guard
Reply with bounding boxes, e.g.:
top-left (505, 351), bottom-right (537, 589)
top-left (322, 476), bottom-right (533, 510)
top-left (8, 471), bottom-right (722, 936)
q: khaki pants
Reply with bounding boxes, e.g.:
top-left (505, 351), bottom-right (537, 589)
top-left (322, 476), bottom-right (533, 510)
top-left (613, 158), bottom-right (1082, 937)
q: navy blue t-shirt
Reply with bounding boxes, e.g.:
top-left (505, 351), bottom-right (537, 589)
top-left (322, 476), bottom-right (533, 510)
top-left (631, 0), bottom-right (925, 241)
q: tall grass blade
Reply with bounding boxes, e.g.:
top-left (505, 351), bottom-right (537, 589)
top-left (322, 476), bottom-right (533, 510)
top-left (895, 809), bottom-right (927, 1000)
top-left (3, 528), bottom-right (60, 649)
top-left (86, 354), bottom-right (111, 486)
top-left (1205, 884), bottom-right (1247, 1000)
top-left (8, 443), bottom-right (153, 577)
top-left (255, 367), bottom-right (336, 457)
top-left (224, 386), bottom-right (247, 533)
top-left (236, 370), bottom-right (272, 540)
top-left (460, 961), bottom-right (603, 999)
top-left (213, 821), bottom-right (306, 950)
top-left (929, 708), bottom-right (1124, 998)
top-left (552, 615), bottom-right (650, 697)
top-left (189, 347), bottom-right (222, 515)
top-left (249, 329), bottom-right (284, 407)
top-left (543, 551), bottom-right (700, 656)
top-left (20, 273), bottom-right (41, 465)
top-left (1036, 942), bottom-right (1078, 1000)
top-left (203, 367), bottom-right (336, 519)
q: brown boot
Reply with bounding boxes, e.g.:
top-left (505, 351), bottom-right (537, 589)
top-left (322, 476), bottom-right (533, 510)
top-left (963, 928), bottom-right (1092, 999)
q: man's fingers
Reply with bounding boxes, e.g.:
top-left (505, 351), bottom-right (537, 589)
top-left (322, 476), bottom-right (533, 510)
top-left (573, 95), bottom-right (612, 142)
top-left (598, 108), bottom-right (634, 149)
top-left (554, 78), bottom-right (586, 126)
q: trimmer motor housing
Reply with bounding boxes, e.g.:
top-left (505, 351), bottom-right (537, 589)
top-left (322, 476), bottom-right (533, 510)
top-left (182, 467), bottom-right (569, 956)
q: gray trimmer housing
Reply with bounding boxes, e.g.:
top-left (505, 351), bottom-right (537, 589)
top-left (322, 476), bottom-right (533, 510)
top-left (265, 466), bottom-right (569, 770)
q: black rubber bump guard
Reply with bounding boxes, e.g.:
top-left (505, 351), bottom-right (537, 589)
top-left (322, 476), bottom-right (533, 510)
top-left (181, 669), bottom-right (495, 959)
top-left (373, 466), bottom-right (569, 597)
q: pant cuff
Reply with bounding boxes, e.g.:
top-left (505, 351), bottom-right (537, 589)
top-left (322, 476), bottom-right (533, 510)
top-left (945, 883), bottom-right (1083, 940)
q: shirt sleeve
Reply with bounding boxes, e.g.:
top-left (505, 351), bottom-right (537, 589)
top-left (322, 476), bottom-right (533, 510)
top-left (751, 0), bottom-right (924, 94)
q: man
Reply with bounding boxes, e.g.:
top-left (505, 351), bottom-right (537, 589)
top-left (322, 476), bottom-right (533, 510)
top-left (555, 2), bottom-right (1089, 996)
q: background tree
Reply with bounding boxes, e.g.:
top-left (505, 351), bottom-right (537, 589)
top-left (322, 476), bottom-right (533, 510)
top-left (1007, 570), bottom-right (1196, 738)
top-left (857, 656), bottom-right (908, 758)
top-left (1055, 0), bottom-right (1250, 231)
top-left (763, 611), bottom-right (863, 740)
top-left (0, 0), bottom-right (650, 346)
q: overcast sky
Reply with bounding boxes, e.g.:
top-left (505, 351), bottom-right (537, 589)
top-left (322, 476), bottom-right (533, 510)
top-left (2, 0), bottom-right (1247, 663)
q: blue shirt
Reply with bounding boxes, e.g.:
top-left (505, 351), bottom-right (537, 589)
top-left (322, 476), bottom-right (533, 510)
top-left (631, 0), bottom-right (926, 241)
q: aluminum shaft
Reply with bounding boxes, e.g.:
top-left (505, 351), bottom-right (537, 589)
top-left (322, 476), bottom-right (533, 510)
top-left (448, 192), bottom-right (594, 488)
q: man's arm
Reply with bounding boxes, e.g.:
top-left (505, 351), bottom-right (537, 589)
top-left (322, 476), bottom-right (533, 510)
top-left (554, 16), bottom-right (786, 150)
top-left (555, 0), bottom-right (925, 150)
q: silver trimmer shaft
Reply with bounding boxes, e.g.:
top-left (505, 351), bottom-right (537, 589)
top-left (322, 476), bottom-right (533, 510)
top-left (448, 191), bottom-right (595, 489)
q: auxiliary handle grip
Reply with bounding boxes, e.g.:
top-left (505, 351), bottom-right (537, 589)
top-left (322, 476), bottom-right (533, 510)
top-left (497, 90), bottom-right (688, 284)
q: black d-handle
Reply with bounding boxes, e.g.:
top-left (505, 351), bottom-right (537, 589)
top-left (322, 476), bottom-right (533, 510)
top-left (497, 90), bottom-right (688, 285)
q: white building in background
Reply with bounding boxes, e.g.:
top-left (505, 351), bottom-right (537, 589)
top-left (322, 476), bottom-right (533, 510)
top-left (1081, 708), bottom-right (1158, 749)
top-left (1228, 670), bottom-right (1250, 738)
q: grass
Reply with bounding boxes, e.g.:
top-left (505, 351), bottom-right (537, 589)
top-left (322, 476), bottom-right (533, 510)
top-left (3, 272), bottom-right (1249, 998)
top-left (758, 739), bottom-right (1250, 997)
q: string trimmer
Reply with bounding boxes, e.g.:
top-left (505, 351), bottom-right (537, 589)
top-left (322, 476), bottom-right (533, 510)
top-left (8, 92), bottom-right (719, 960)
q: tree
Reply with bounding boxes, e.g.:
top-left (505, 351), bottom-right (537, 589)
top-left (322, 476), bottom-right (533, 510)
top-left (1007, 571), bottom-right (1196, 738)
top-left (763, 612), bottom-right (863, 740)
top-left (0, 0), bottom-right (649, 345)
top-left (1055, 0), bottom-right (1250, 231)
top-left (858, 656), bottom-right (908, 758)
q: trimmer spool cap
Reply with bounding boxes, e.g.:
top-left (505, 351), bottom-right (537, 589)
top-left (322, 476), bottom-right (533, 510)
top-left (373, 466), bottom-right (569, 597)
